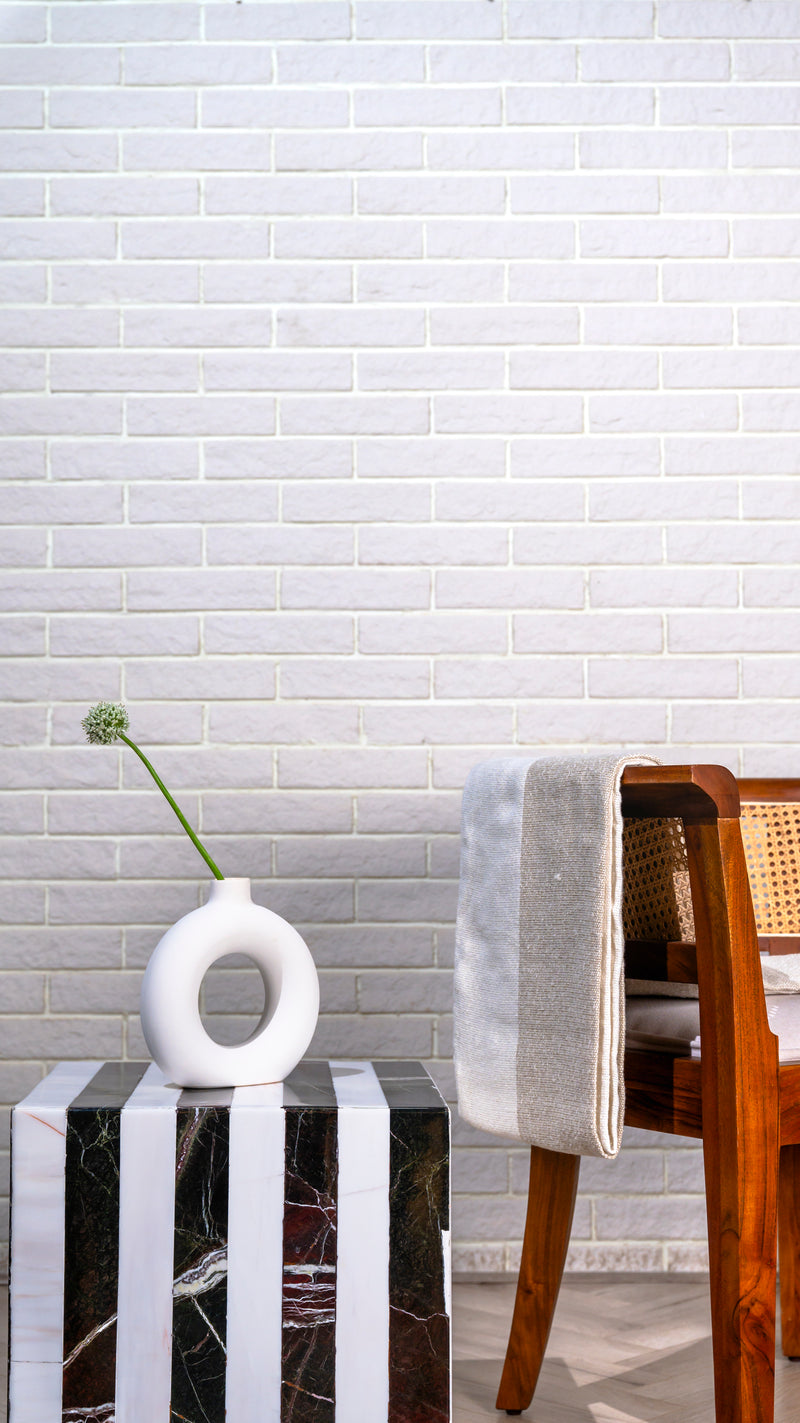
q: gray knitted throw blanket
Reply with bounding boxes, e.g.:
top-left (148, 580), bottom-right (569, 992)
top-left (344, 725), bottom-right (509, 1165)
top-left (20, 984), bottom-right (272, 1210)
top-left (454, 753), bottom-right (655, 1160)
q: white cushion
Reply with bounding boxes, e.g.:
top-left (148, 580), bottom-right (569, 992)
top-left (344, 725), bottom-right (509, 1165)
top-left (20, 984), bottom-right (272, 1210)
top-left (626, 991), bottom-right (800, 1064)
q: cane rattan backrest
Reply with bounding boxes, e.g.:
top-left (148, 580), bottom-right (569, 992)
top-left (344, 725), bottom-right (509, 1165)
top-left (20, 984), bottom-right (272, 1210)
top-left (622, 817), bottom-right (694, 942)
top-left (739, 799), bottom-right (800, 936)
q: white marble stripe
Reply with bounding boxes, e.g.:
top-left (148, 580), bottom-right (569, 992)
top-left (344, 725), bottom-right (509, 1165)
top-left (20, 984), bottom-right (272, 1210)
top-left (225, 1082), bottom-right (286, 1423)
top-left (115, 1063), bottom-right (181, 1423)
top-left (8, 1060), bottom-right (99, 1423)
top-left (330, 1060), bottom-right (391, 1423)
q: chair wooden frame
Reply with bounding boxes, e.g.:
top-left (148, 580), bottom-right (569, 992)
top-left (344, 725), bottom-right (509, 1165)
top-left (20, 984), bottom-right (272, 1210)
top-left (496, 765), bottom-right (800, 1423)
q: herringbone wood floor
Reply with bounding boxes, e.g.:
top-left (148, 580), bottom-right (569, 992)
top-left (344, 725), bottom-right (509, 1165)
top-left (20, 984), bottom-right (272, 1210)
top-left (5, 1277), bottom-right (800, 1420)
top-left (453, 1277), bottom-right (800, 1422)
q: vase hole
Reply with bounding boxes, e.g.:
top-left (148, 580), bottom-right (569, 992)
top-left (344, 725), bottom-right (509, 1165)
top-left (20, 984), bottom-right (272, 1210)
top-left (198, 952), bottom-right (268, 1047)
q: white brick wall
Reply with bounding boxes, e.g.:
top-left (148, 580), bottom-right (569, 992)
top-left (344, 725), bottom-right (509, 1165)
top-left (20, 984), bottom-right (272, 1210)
top-left (3, 0), bottom-right (800, 1276)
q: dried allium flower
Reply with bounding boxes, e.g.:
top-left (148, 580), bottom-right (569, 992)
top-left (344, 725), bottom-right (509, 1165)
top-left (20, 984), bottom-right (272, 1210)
top-left (81, 700), bottom-right (130, 745)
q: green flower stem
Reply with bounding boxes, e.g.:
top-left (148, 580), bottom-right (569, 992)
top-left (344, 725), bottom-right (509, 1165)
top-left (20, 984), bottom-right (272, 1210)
top-left (119, 731), bottom-right (224, 881)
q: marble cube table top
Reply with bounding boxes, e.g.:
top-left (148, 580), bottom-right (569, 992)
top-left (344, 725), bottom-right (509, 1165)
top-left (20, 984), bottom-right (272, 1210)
top-left (9, 1058), bottom-right (451, 1423)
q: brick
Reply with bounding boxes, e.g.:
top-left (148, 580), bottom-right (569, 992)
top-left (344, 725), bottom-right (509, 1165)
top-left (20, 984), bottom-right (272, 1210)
top-left (427, 220), bottom-right (574, 261)
top-left (452, 1149), bottom-right (509, 1194)
top-left (580, 130), bottom-right (728, 170)
top-left (0, 354), bottom-right (45, 391)
top-left (744, 393), bottom-right (800, 431)
top-left (660, 2), bottom-right (800, 37)
top-left (127, 396), bottom-right (275, 437)
top-left (359, 969), bottom-right (452, 1013)
top-left (435, 394), bottom-right (582, 435)
top-left (735, 43), bottom-right (800, 79)
top-left (53, 3), bottom-right (198, 41)
top-left (277, 307), bottom-right (424, 348)
top-left (515, 524), bottom-right (661, 566)
top-left (202, 88), bottom-right (349, 129)
top-left (665, 435), bottom-right (800, 476)
top-left (205, 4), bottom-right (350, 41)
top-left (276, 132), bottom-right (422, 173)
top-left (307, 1015), bottom-right (432, 1059)
top-left (0, 45), bottom-right (118, 84)
top-left (668, 613), bottom-right (800, 655)
top-left (48, 790), bottom-right (198, 837)
top-left (435, 570), bottom-right (583, 611)
top-left (282, 569), bottom-right (430, 611)
top-left (0, 5), bottom-right (46, 41)
top-left (739, 306), bottom-right (800, 344)
top-left (0, 268), bottom-right (46, 304)
top-left (0, 657), bottom-right (120, 704)
top-left (513, 175), bottom-right (658, 215)
top-left (516, 702), bottom-right (666, 744)
top-left (126, 570), bottom-right (275, 612)
top-left (278, 747), bottom-right (428, 789)
top-left (745, 570), bottom-right (800, 607)
top-left (512, 351), bottom-right (657, 390)
top-left (0, 883), bottom-right (44, 923)
top-left (0, 527), bottom-right (46, 566)
top-left (124, 43), bottom-right (275, 86)
top-left (735, 219), bottom-right (800, 259)
top-left (208, 524), bottom-right (353, 566)
top-left (585, 305), bottom-right (732, 346)
top-left (589, 657), bottom-right (739, 700)
top-left (666, 174), bottom-right (800, 214)
top-left (364, 704), bottom-right (512, 746)
top-left (742, 658), bottom-right (800, 698)
top-left (357, 1), bottom-right (499, 39)
top-left (208, 703), bottom-right (358, 745)
top-left (364, 349), bottom-right (506, 393)
top-left (0, 90), bottom-right (42, 128)
top-left (280, 395), bottom-right (429, 436)
top-left (514, 613), bottom-right (661, 654)
top-left (0, 571), bottom-right (120, 613)
top-left (507, 85), bottom-right (654, 125)
top-left (0, 396), bottom-right (121, 436)
top-left (205, 175), bottom-right (351, 216)
top-left (512, 436), bottom-right (660, 480)
top-left (509, 2), bottom-right (653, 38)
top-left (742, 480), bottom-right (800, 518)
top-left (590, 394), bottom-right (738, 433)
top-left (203, 264), bottom-right (351, 305)
top-left (357, 879), bottom-right (458, 924)
top-left (0, 705), bottom-right (46, 745)
top-left (359, 613), bottom-right (507, 655)
top-left (356, 793), bottom-right (461, 835)
top-left (661, 85), bottom-right (800, 125)
top-left (590, 567), bottom-right (738, 608)
top-left (0, 1019), bottom-right (123, 1060)
top-left (122, 217), bottom-right (272, 258)
top-left (673, 702), bottom-right (800, 743)
top-left (51, 177), bottom-right (198, 216)
top-left (0, 309), bottom-right (118, 347)
top-left (51, 353), bottom-right (198, 393)
top-left (52, 264), bottom-right (199, 306)
top-left (732, 129), bottom-right (800, 170)
top-left (205, 613), bottom-right (353, 655)
top-left (359, 524), bottom-right (506, 567)
top-left (129, 483), bottom-right (277, 523)
top-left (0, 134), bottom-right (117, 171)
top-left (581, 40), bottom-right (730, 81)
top-left (359, 175), bottom-right (505, 216)
top-left (357, 437), bottom-right (505, 480)
top-left (670, 524), bottom-right (800, 565)
top-left (0, 795), bottom-right (43, 833)
top-left (274, 218), bottom-right (422, 260)
top-left (510, 261), bottom-right (657, 302)
top-left (50, 614), bottom-right (199, 658)
top-left (51, 440), bottom-right (198, 482)
top-left (360, 264), bottom-right (504, 304)
top-left (592, 478), bottom-right (738, 523)
top-left (0, 837), bottom-right (116, 882)
top-left (50, 88), bottom-right (194, 129)
top-left (356, 84), bottom-right (500, 128)
top-left (277, 41), bottom-right (423, 83)
top-left (664, 260), bottom-right (800, 302)
top-left (581, 219), bottom-right (728, 259)
top-left (435, 481), bottom-right (582, 522)
top-left (201, 792), bottom-right (351, 836)
top-left (435, 658), bottom-right (582, 699)
top-left (205, 354), bottom-right (350, 394)
top-left (277, 836), bottom-right (423, 879)
top-left (281, 658), bottom-right (429, 700)
top-left (0, 219), bottom-right (116, 259)
top-left (0, 617), bottom-right (45, 656)
top-left (426, 130), bottom-right (573, 168)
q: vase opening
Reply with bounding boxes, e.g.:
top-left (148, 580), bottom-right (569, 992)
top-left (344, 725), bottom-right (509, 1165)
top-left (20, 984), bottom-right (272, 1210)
top-left (198, 951), bottom-right (271, 1047)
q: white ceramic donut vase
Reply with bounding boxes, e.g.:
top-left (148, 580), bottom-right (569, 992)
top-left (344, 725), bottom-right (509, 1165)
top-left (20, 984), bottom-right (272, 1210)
top-left (140, 877), bottom-right (320, 1088)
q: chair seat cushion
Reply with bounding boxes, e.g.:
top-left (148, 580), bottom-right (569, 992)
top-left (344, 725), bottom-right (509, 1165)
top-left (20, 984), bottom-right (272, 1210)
top-left (626, 992), bottom-right (800, 1063)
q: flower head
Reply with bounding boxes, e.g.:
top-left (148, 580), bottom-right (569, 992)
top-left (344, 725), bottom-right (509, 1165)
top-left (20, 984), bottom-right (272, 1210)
top-left (82, 701), bottom-right (130, 746)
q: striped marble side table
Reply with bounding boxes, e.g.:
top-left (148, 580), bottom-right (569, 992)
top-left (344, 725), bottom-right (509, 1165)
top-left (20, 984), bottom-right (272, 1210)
top-left (8, 1059), bottom-right (451, 1423)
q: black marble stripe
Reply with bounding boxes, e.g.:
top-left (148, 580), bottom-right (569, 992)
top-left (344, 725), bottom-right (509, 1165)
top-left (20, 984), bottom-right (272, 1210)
top-left (374, 1062), bottom-right (450, 1423)
top-left (171, 1104), bottom-right (230, 1423)
top-left (62, 1061), bottom-right (148, 1421)
top-left (283, 1059), bottom-right (338, 1108)
top-left (282, 1098), bottom-right (338, 1423)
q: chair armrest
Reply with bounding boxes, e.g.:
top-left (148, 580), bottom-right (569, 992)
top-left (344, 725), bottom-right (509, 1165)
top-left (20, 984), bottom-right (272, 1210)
top-left (621, 764), bottom-right (740, 823)
top-left (739, 778), bottom-right (800, 803)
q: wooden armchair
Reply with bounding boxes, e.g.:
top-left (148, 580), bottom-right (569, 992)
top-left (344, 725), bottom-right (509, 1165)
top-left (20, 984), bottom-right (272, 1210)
top-left (496, 765), bottom-right (800, 1423)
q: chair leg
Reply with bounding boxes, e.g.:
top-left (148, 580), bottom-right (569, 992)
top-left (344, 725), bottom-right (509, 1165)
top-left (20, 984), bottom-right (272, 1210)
top-left (703, 1132), bottom-right (778, 1423)
top-left (495, 1146), bottom-right (579, 1415)
top-left (779, 1144), bottom-right (800, 1359)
